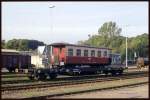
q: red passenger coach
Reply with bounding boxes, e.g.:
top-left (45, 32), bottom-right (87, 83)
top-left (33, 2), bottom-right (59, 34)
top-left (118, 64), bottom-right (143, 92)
top-left (49, 43), bottom-right (112, 75)
top-left (50, 43), bottom-right (111, 66)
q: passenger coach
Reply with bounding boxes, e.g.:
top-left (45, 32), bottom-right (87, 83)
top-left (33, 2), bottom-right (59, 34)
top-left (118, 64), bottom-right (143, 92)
top-left (50, 43), bottom-right (112, 75)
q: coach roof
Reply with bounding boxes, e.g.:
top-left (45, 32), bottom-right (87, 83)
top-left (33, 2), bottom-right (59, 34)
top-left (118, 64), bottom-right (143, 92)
top-left (49, 42), bottom-right (112, 50)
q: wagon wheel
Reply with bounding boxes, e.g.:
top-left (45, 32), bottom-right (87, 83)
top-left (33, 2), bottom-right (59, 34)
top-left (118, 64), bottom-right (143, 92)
top-left (68, 71), bottom-right (74, 76)
top-left (103, 71), bottom-right (108, 75)
top-left (28, 75), bottom-right (35, 80)
top-left (35, 74), bottom-right (46, 80)
top-left (118, 70), bottom-right (123, 75)
top-left (34, 75), bottom-right (40, 80)
top-left (39, 74), bottom-right (46, 80)
top-left (111, 71), bottom-right (116, 76)
top-left (49, 73), bottom-right (57, 79)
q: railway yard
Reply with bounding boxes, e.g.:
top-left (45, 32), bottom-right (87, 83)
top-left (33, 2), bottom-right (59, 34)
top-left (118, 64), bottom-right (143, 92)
top-left (54, 83), bottom-right (148, 98)
top-left (1, 66), bottom-right (149, 99)
top-left (2, 2), bottom-right (149, 99)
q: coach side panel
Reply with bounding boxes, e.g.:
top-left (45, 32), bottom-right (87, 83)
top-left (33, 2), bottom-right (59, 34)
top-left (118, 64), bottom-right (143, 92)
top-left (65, 46), bottom-right (111, 65)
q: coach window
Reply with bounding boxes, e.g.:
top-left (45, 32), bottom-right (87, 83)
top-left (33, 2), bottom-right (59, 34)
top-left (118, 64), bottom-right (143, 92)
top-left (76, 49), bottom-right (81, 56)
top-left (84, 50), bottom-right (88, 57)
top-left (68, 48), bottom-right (73, 56)
top-left (104, 51), bottom-right (107, 57)
top-left (97, 51), bottom-right (101, 57)
top-left (91, 50), bottom-right (95, 57)
top-left (109, 50), bottom-right (112, 57)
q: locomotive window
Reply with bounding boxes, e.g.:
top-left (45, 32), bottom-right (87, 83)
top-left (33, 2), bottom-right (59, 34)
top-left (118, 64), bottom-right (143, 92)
top-left (104, 51), bottom-right (107, 57)
top-left (76, 49), bottom-right (81, 56)
top-left (91, 50), bottom-right (95, 57)
top-left (84, 50), bottom-right (88, 57)
top-left (68, 49), bottom-right (73, 56)
top-left (97, 51), bottom-right (101, 57)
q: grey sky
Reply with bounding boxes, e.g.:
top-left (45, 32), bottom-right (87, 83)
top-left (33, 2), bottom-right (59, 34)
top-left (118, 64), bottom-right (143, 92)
top-left (2, 2), bottom-right (148, 44)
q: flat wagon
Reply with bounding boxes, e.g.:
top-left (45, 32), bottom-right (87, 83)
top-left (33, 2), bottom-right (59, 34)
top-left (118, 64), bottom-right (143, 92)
top-left (28, 43), bottom-right (125, 80)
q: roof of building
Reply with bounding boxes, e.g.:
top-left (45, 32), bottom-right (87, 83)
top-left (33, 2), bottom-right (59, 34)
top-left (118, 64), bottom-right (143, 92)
top-left (2, 49), bottom-right (32, 55)
top-left (2, 49), bottom-right (19, 53)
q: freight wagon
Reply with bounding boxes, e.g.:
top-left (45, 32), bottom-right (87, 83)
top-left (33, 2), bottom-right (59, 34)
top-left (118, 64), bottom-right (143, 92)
top-left (2, 49), bottom-right (31, 72)
top-left (28, 43), bottom-right (125, 80)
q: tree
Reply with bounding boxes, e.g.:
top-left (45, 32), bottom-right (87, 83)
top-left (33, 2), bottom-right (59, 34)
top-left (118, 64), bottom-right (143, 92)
top-left (2, 40), bottom-right (6, 49)
top-left (77, 40), bottom-right (86, 45)
top-left (98, 21), bottom-right (122, 38)
top-left (18, 39), bottom-right (28, 51)
top-left (6, 39), bottom-right (19, 49)
top-left (77, 31), bottom-right (148, 63)
top-left (5, 39), bottom-right (45, 51)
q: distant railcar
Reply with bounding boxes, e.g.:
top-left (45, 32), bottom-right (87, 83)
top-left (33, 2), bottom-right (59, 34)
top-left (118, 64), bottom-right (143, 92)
top-left (136, 57), bottom-right (149, 69)
top-left (2, 49), bottom-right (31, 72)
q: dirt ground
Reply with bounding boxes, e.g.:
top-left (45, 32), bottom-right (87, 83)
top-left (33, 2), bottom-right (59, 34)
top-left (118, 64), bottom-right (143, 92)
top-left (55, 84), bottom-right (149, 98)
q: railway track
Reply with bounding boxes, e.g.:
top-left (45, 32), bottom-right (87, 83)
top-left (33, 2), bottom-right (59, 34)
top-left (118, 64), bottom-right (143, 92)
top-left (2, 68), bottom-right (147, 85)
top-left (2, 71), bottom-right (147, 86)
top-left (33, 82), bottom-right (148, 99)
top-left (2, 71), bottom-right (148, 92)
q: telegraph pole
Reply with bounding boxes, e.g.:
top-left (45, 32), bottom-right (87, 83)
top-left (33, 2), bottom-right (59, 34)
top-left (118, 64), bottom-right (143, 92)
top-left (126, 36), bottom-right (128, 68)
top-left (125, 25), bottom-right (129, 68)
top-left (49, 5), bottom-right (55, 68)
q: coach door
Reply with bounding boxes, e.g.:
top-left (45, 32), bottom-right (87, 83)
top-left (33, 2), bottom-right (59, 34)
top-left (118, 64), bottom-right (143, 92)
top-left (59, 47), bottom-right (65, 66)
top-left (53, 47), bottom-right (59, 65)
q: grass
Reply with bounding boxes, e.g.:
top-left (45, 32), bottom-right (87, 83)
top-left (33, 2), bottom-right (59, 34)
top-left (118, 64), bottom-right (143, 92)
top-left (2, 73), bottom-right (27, 77)
top-left (2, 77), bottom-right (29, 81)
top-left (2, 72), bottom-right (30, 84)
